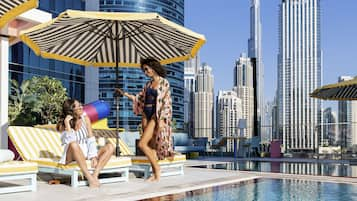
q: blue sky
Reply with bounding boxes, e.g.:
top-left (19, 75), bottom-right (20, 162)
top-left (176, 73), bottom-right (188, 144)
top-left (185, 0), bottom-right (357, 110)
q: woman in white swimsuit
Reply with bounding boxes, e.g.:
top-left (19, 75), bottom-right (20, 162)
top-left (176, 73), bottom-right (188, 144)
top-left (56, 99), bottom-right (114, 188)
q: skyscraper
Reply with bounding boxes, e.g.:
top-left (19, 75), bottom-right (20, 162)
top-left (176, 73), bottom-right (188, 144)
top-left (248, 0), bottom-right (263, 136)
top-left (338, 76), bottom-right (357, 147)
top-left (277, 0), bottom-right (322, 152)
top-left (194, 64), bottom-right (214, 141)
top-left (98, 0), bottom-right (185, 130)
top-left (233, 53), bottom-right (254, 139)
top-left (272, 93), bottom-right (280, 140)
top-left (262, 101), bottom-right (274, 142)
top-left (323, 107), bottom-right (338, 146)
top-left (217, 90), bottom-right (242, 152)
top-left (184, 56), bottom-right (200, 136)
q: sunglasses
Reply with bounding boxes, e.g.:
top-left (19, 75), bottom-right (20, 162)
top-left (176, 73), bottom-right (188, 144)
top-left (142, 67), bottom-right (150, 72)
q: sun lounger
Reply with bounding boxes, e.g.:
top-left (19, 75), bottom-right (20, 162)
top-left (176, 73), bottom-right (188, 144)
top-left (130, 154), bottom-right (186, 179)
top-left (34, 124), bottom-right (134, 156)
top-left (8, 126), bottom-right (131, 187)
top-left (0, 161), bottom-right (37, 194)
top-left (91, 129), bottom-right (186, 178)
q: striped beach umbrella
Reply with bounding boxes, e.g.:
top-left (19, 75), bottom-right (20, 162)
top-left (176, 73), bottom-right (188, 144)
top-left (310, 76), bottom-right (357, 100)
top-left (0, 0), bottom-right (38, 28)
top-left (20, 9), bottom-right (205, 67)
top-left (20, 9), bottom-right (206, 156)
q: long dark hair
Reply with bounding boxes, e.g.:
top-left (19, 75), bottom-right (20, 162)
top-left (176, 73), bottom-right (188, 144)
top-left (56, 99), bottom-right (81, 131)
top-left (140, 57), bottom-right (166, 78)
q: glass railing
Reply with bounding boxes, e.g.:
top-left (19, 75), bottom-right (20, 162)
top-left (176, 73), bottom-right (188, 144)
top-left (184, 122), bottom-right (357, 160)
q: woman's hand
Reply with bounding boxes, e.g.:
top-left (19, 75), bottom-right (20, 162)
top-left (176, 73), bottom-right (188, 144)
top-left (116, 88), bottom-right (135, 101)
top-left (115, 88), bottom-right (125, 96)
top-left (64, 115), bottom-right (73, 131)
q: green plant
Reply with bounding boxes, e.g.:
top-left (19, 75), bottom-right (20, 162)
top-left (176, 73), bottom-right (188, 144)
top-left (27, 76), bottom-right (68, 124)
top-left (9, 79), bottom-right (40, 126)
top-left (9, 76), bottom-right (68, 125)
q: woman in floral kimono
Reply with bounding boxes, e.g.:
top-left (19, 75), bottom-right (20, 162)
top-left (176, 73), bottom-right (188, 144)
top-left (115, 57), bottom-right (174, 181)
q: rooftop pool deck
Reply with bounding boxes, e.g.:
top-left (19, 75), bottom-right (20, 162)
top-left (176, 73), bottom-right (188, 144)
top-left (1, 157), bottom-right (357, 201)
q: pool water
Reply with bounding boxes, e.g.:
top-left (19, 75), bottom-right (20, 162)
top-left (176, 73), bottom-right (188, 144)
top-left (192, 161), bottom-right (357, 177)
top-left (147, 179), bottom-right (357, 201)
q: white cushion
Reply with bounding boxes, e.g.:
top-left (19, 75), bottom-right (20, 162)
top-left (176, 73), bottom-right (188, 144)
top-left (0, 149), bottom-right (14, 162)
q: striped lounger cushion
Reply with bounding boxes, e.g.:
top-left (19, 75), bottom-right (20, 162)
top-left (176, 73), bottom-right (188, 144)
top-left (33, 125), bottom-right (134, 156)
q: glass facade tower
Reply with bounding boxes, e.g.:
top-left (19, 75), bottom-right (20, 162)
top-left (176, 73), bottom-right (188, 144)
top-left (99, 0), bottom-right (185, 130)
top-left (248, 0), bottom-right (263, 137)
top-left (9, 0), bottom-right (86, 102)
top-left (277, 0), bottom-right (322, 152)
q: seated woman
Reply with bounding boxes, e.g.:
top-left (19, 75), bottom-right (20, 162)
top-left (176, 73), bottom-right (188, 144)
top-left (56, 99), bottom-right (114, 188)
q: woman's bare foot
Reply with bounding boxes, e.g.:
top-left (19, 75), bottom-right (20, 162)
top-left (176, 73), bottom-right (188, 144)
top-left (88, 177), bottom-right (100, 188)
top-left (145, 165), bottom-right (160, 182)
top-left (146, 175), bottom-right (157, 182)
top-left (146, 173), bottom-right (160, 182)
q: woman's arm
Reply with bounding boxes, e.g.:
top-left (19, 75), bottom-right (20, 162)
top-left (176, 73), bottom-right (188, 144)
top-left (64, 115), bottom-right (73, 131)
top-left (115, 83), bottom-right (147, 115)
top-left (85, 116), bottom-right (94, 138)
top-left (115, 88), bottom-right (135, 101)
top-left (60, 115), bottom-right (76, 145)
top-left (123, 92), bottom-right (135, 101)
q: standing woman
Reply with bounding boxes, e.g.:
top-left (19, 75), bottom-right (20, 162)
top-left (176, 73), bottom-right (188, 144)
top-left (56, 99), bottom-right (115, 188)
top-left (116, 57), bottom-right (174, 181)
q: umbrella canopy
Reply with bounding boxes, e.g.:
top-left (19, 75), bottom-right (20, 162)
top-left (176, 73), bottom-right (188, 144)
top-left (20, 9), bottom-right (205, 67)
top-left (0, 0), bottom-right (38, 28)
top-left (310, 77), bottom-right (357, 100)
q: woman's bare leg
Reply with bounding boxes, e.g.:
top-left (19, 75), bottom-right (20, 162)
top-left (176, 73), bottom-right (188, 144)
top-left (142, 116), bottom-right (158, 161)
top-left (66, 142), bottom-right (99, 187)
top-left (138, 119), bottom-right (160, 181)
top-left (141, 114), bottom-right (148, 133)
top-left (92, 143), bottom-right (115, 179)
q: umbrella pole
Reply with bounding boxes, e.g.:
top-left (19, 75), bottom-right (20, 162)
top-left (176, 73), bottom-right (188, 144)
top-left (115, 21), bottom-right (121, 157)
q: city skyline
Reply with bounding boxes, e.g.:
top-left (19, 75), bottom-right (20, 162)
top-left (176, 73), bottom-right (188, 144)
top-left (185, 0), bottom-right (357, 111)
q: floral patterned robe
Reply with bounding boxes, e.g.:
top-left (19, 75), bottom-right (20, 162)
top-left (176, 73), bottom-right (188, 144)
top-left (133, 77), bottom-right (174, 160)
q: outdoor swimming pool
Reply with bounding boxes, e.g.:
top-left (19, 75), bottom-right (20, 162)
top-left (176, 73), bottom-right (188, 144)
top-left (191, 161), bottom-right (357, 177)
top-left (148, 178), bottom-right (357, 201)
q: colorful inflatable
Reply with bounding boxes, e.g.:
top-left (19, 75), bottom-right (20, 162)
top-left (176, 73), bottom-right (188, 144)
top-left (83, 100), bottom-right (110, 123)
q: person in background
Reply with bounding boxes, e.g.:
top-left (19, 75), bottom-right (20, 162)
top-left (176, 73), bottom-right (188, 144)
top-left (56, 99), bottom-right (114, 187)
top-left (115, 57), bottom-right (174, 181)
